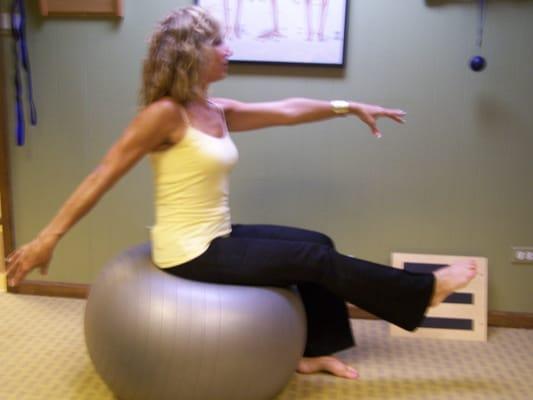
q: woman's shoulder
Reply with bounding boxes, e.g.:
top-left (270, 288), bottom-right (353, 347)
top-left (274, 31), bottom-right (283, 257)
top-left (210, 97), bottom-right (239, 112)
top-left (141, 98), bottom-right (188, 131)
top-left (139, 98), bottom-right (188, 149)
top-left (147, 97), bottom-right (186, 119)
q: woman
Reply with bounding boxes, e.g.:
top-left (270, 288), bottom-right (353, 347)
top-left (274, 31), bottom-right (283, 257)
top-left (6, 6), bottom-right (476, 380)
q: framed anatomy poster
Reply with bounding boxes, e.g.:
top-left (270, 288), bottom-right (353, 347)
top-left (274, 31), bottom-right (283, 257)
top-left (195, 0), bottom-right (349, 66)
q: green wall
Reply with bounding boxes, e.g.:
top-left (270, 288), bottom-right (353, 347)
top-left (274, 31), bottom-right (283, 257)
top-left (4, 0), bottom-right (532, 312)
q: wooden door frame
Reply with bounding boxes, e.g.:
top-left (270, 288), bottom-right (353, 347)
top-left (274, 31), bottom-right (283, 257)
top-left (0, 37), bottom-right (15, 291)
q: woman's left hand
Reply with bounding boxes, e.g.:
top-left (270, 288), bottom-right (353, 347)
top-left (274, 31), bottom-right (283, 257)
top-left (5, 234), bottom-right (57, 287)
top-left (352, 103), bottom-right (406, 138)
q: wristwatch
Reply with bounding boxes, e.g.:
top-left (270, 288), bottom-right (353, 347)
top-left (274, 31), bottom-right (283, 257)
top-left (330, 100), bottom-right (350, 115)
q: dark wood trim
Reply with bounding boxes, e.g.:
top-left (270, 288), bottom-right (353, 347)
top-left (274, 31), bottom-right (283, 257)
top-left (0, 36), bottom-right (14, 259)
top-left (39, 0), bottom-right (124, 18)
top-left (348, 304), bottom-right (533, 330)
top-left (487, 310), bottom-right (533, 329)
top-left (12, 280), bottom-right (90, 299)
top-left (11, 282), bottom-right (533, 329)
top-left (1, 35), bottom-right (15, 295)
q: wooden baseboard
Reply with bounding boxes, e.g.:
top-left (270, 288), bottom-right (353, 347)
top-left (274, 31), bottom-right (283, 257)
top-left (348, 305), bottom-right (533, 330)
top-left (486, 310), bottom-right (533, 329)
top-left (9, 280), bottom-right (89, 299)
top-left (9, 281), bottom-right (533, 329)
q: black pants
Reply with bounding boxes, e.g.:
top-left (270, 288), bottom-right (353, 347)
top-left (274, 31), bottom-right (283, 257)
top-left (166, 224), bottom-right (434, 357)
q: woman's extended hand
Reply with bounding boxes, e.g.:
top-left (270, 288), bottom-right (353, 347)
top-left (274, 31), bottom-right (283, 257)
top-left (352, 103), bottom-right (406, 138)
top-left (5, 234), bottom-right (57, 287)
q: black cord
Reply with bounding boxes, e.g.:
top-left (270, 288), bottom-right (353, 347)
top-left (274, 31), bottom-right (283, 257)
top-left (477, 0), bottom-right (487, 50)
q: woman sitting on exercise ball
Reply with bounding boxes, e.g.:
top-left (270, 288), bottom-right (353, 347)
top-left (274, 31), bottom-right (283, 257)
top-left (6, 6), bottom-right (476, 380)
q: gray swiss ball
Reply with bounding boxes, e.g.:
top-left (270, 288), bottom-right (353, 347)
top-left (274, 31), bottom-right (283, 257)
top-left (84, 243), bottom-right (306, 400)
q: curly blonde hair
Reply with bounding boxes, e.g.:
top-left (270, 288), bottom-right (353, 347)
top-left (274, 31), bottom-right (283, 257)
top-left (141, 6), bottom-right (222, 106)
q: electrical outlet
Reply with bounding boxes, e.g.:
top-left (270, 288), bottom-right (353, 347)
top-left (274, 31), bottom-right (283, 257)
top-left (511, 247), bottom-right (533, 264)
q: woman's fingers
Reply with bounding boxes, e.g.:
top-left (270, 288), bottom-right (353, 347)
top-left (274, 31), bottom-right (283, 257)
top-left (363, 115), bottom-right (381, 138)
top-left (385, 109), bottom-right (407, 124)
top-left (390, 115), bottom-right (406, 124)
top-left (5, 249), bottom-right (22, 275)
top-left (16, 268), bottom-right (32, 287)
top-left (386, 108), bottom-right (406, 117)
top-left (7, 261), bottom-right (24, 287)
top-left (356, 105), bottom-right (406, 137)
top-left (40, 262), bottom-right (50, 276)
top-left (5, 238), bottom-right (55, 286)
top-left (6, 247), bottom-right (38, 286)
top-left (10, 260), bottom-right (37, 287)
top-left (370, 109), bottom-right (406, 134)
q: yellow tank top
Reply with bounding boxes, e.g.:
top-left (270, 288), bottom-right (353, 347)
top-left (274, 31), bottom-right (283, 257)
top-left (149, 113), bottom-right (239, 268)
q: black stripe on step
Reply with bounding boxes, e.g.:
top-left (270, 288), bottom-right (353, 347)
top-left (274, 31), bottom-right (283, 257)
top-left (420, 317), bottom-right (473, 330)
top-left (404, 262), bottom-right (447, 273)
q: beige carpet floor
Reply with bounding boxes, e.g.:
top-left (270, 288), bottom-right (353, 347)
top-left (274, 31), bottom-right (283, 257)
top-left (1, 293), bottom-right (531, 400)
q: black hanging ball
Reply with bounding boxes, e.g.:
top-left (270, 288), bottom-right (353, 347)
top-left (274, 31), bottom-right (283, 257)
top-left (470, 55), bottom-right (487, 72)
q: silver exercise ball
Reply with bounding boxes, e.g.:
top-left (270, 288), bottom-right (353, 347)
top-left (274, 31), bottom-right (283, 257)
top-left (84, 243), bottom-right (306, 400)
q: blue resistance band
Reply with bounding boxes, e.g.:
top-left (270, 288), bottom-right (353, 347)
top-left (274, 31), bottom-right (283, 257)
top-left (11, 0), bottom-right (37, 146)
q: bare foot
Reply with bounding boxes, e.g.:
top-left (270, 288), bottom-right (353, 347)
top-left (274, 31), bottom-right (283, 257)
top-left (257, 29), bottom-right (283, 40)
top-left (431, 260), bottom-right (477, 307)
top-left (296, 356), bottom-right (358, 380)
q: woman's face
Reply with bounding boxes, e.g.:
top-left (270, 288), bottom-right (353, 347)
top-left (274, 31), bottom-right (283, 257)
top-left (201, 36), bottom-right (232, 84)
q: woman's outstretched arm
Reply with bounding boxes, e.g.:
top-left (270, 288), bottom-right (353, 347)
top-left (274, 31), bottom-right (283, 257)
top-left (6, 99), bottom-right (184, 287)
top-left (213, 97), bottom-right (406, 138)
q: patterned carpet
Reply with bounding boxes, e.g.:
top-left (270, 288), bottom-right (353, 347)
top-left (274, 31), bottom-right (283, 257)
top-left (1, 293), bottom-right (531, 400)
